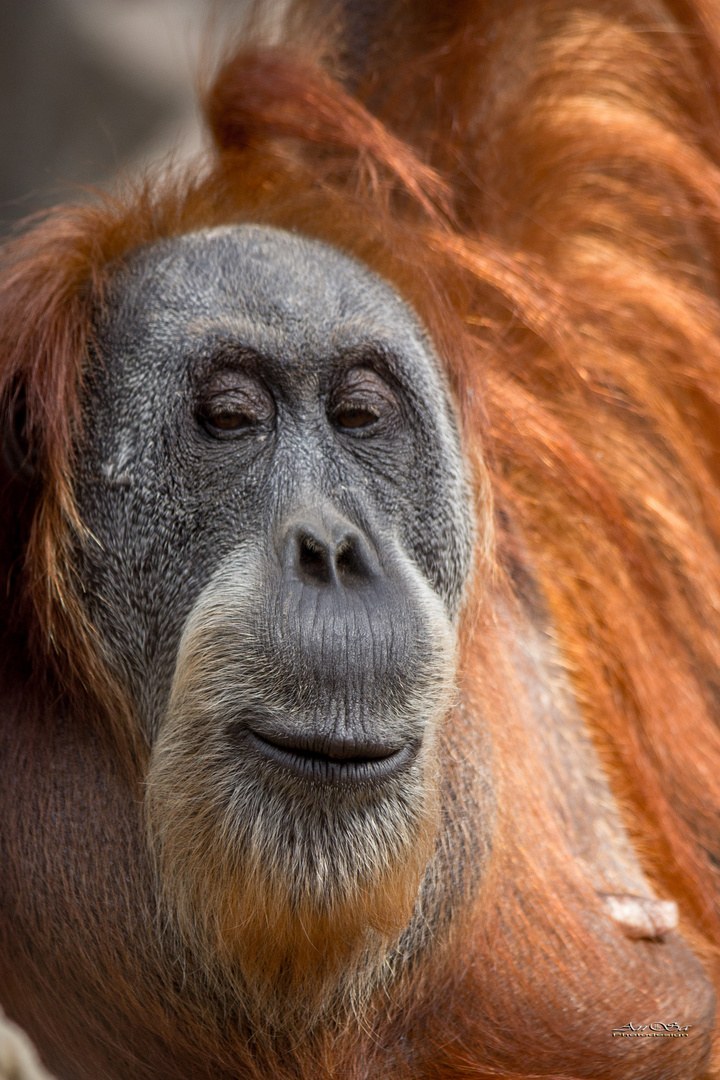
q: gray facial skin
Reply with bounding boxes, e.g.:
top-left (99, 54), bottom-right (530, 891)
top-left (72, 225), bottom-right (474, 1019)
top-left (76, 225), bottom-right (473, 745)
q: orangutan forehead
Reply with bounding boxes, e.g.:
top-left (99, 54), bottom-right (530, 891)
top-left (96, 224), bottom-right (456, 420)
top-left (112, 226), bottom-right (416, 337)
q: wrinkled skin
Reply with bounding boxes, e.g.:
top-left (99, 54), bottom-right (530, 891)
top-left (76, 225), bottom-right (472, 731)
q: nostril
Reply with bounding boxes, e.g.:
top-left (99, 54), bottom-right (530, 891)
top-left (297, 531), bottom-right (332, 585)
top-left (335, 535), bottom-right (371, 584)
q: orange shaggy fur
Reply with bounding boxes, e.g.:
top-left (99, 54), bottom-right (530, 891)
top-left (3, 0), bottom-right (720, 1076)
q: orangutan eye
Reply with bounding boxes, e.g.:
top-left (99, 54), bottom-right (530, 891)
top-left (204, 402), bottom-right (256, 431)
top-left (333, 406), bottom-right (380, 429)
top-left (330, 368), bottom-right (397, 433)
top-left (199, 373), bottom-right (274, 437)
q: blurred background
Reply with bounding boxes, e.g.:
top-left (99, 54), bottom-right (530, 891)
top-left (0, 0), bottom-right (256, 237)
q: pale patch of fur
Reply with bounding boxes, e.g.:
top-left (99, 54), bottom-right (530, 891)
top-left (145, 546), bottom-right (457, 1029)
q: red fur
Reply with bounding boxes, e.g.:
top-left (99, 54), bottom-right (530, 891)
top-left (2, 1), bottom-right (720, 1076)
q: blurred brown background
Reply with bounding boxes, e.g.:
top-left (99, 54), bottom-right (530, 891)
top-left (0, 0), bottom-right (252, 237)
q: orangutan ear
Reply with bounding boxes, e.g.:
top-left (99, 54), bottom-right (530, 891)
top-left (3, 384), bottom-right (37, 481)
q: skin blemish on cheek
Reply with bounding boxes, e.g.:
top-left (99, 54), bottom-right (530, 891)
top-left (100, 434), bottom-right (134, 488)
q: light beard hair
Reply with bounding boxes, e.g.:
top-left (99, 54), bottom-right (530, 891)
top-left (145, 548), bottom-right (458, 1030)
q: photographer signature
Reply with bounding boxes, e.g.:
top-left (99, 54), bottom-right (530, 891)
top-left (612, 1022), bottom-right (691, 1037)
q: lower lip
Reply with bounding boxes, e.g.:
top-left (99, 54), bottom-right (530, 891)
top-left (242, 728), bottom-right (420, 783)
